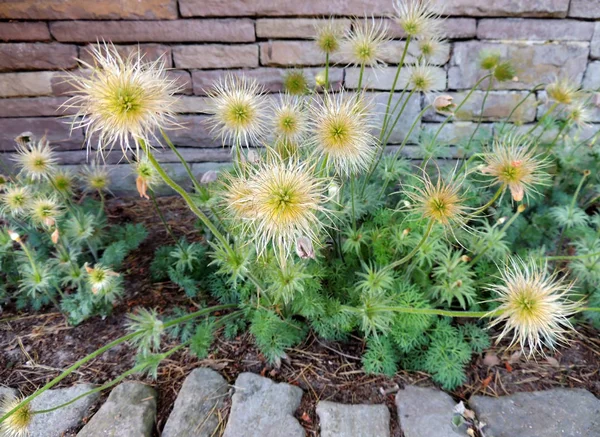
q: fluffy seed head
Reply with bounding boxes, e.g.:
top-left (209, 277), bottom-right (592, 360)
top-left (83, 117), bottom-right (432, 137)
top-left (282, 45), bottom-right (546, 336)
top-left (227, 158), bottom-right (328, 263)
top-left (314, 19), bottom-right (345, 55)
top-left (85, 263), bottom-right (120, 294)
top-left (394, 0), bottom-right (441, 38)
top-left (546, 77), bottom-right (581, 105)
top-left (64, 42), bottom-right (180, 157)
top-left (309, 91), bottom-right (376, 177)
top-left (272, 95), bottom-right (308, 144)
top-left (52, 170), bottom-right (75, 195)
top-left (28, 196), bottom-right (61, 227)
top-left (283, 70), bottom-right (309, 95)
top-left (342, 17), bottom-right (390, 67)
top-left (0, 185), bottom-right (30, 217)
top-left (223, 173), bottom-right (257, 220)
top-left (14, 134), bottom-right (57, 181)
top-left (402, 61), bottom-right (444, 92)
top-left (417, 35), bottom-right (448, 61)
top-left (565, 101), bottom-right (592, 128)
top-left (0, 395), bottom-right (32, 437)
top-left (206, 74), bottom-right (268, 147)
top-left (479, 51), bottom-right (501, 71)
top-left (81, 164), bottom-right (111, 193)
top-left (487, 257), bottom-right (581, 357)
top-left (134, 157), bottom-right (160, 199)
top-left (481, 135), bottom-right (550, 202)
top-left (406, 172), bottom-right (468, 227)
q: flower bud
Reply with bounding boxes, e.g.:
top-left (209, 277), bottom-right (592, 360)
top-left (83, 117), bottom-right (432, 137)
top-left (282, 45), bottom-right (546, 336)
top-left (461, 255), bottom-right (471, 263)
top-left (497, 217), bottom-right (507, 225)
top-left (517, 204), bottom-right (527, 213)
top-left (8, 230), bottom-right (20, 242)
top-left (136, 176), bottom-right (150, 200)
top-left (402, 228), bottom-right (410, 237)
top-left (315, 72), bottom-right (327, 88)
top-left (295, 236), bottom-right (316, 259)
top-left (51, 228), bottom-right (60, 244)
top-left (201, 170), bottom-right (218, 184)
top-left (433, 95), bottom-right (456, 114)
top-left (328, 183), bottom-right (339, 198)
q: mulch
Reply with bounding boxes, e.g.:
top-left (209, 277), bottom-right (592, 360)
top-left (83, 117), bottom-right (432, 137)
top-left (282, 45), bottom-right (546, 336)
top-left (1, 196), bottom-right (598, 437)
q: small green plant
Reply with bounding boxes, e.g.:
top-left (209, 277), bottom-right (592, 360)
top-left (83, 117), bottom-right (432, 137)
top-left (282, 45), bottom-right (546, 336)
top-left (0, 134), bottom-right (147, 324)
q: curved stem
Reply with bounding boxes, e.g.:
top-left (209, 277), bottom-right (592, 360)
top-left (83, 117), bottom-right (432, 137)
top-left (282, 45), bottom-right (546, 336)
top-left (473, 185), bottom-right (504, 216)
top-left (149, 189), bottom-right (183, 250)
top-left (465, 76), bottom-right (494, 149)
top-left (526, 101), bottom-right (559, 137)
top-left (385, 219), bottom-right (434, 271)
top-left (160, 128), bottom-right (202, 193)
top-left (324, 53), bottom-right (330, 88)
top-left (497, 83), bottom-right (545, 137)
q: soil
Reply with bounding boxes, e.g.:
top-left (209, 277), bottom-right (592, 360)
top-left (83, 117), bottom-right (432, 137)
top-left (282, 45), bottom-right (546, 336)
top-left (1, 196), bottom-right (599, 437)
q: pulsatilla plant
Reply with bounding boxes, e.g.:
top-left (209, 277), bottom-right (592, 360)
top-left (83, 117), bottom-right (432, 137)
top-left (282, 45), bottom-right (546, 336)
top-left (0, 133), bottom-right (148, 324)
top-left (3, 1), bottom-right (600, 430)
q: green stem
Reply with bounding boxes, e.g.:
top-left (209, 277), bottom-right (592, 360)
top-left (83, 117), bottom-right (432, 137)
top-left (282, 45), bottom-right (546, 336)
top-left (385, 219), bottom-right (434, 271)
top-left (473, 185), bottom-right (504, 216)
top-left (526, 101), bottom-right (559, 137)
top-left (546, 122), bottom-right (568, 150)
top-left (497, 83), bottom-right (545, 137)
top-left (149, 189), bottom-right (183, 250)
top-left (345, 304), bottom-right (500, 319)
top-left (356, 62), bottom-right (366, 92)
top-left (325, 53), bottom-right (330, 88)
top-left (570, 170), bottom-right (590, 211)
top-left (160, 128), bottom-right (202, 193)
top-left (350, 178), bottom-right (357, 231)
top-left (465, 76), bottom-right (494, 149)
top-left (470, 205), bottom-right (525, 265)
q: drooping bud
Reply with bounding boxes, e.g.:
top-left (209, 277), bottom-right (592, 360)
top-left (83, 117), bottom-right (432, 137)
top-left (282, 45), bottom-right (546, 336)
top-left (433, 95), bottom-right (456, 114)
top-left (8, 230), bottom-right (20, 242)
top-left (51, 228), bottom-right (60, 244)
top-left (136, 175), bottom-right (150, 200)
top-left (201, 170), bottom-right (218, 184)
top-left (497, 216), bottom-right (507, 225)
top-left (295, 236), bottom-right (316, 259)
top-left (402, 228), bottom-right (410, 237)
top-left (461, 255), bottom-right (471, 262)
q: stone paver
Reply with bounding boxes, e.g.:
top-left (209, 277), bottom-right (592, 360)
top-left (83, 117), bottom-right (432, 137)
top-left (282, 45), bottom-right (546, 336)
top-left (162, 368), bottom-right (229, 437)
top-left (222, 372), bottom-right (304, 437)
top-left (77, 381), bottom-right (156, 437)
top-left (470, 389), bottom-right (600, 437)
top-left (316, 401), bottom-right (390, 437)
top-left (396, 386), bottom-right (462, 437)
top-left (28, 384), bottom-right (98, 437)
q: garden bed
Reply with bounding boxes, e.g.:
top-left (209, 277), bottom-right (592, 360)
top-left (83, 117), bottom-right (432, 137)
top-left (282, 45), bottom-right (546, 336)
top-left (1, 196), bottom-right (598, 436)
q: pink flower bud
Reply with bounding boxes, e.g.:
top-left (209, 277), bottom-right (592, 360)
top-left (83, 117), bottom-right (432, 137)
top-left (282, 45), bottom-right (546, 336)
top-left (295, 236), bottom-right (315, 259)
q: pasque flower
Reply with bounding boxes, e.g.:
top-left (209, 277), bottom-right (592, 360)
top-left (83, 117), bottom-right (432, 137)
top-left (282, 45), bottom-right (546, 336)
top-left (0, 394), bottom-right (32, 437)
top-left (14, 133), bottom-right (57, 181)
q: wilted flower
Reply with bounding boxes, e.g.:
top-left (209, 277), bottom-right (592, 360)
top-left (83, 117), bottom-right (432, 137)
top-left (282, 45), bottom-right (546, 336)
top-left (134, 157), bottom-right (160, 199)
top-left (402, 61), bottom-right (444, 93)
top-left (479, 51), bottom-right (501, 71)
top-left (0, 394), bottom-right (33, 437)
top-left (206, 74), bottom-right (268, 147)
top-left (487, 257), bottom-right (581, 356)
top-left (480, 135), bottom-right (550, 202)
top-left (229, 158), bottom-right (328, 263)
top-left (28, 196), bottom-right (61, 227)
top-left (0, 185), bottom-right (30, 217)
top-left (295, 236), bottom-right (316, 259)
top-left (64, 42), bottom-right (180, 156)
top-left (432, 95), bottom-right (456, 114)
top-left (314, 19), bottom-right (345, 55)
top-left (565, 101), bottom-right (592, 128)
top-left (200, 170), bottom-right (218, 184)
top-left (342, 17), bottom-right (390, 67)
top-left (283, 70), bottom-right (309, 95)
top-left (309, 91), bottom-right (376, 177)
top-left (13, 134), bottom-right (57, 181)
top-left (406, 172), bottom-right (469, 227)
top-left (81, 163), bottom-right (111, 193)
top-left (394, 0), bottom-right (441, 38)
top-left (272, 95), bottom-right (308, 144)
top-left (546, 77), bottom-right (581, 105)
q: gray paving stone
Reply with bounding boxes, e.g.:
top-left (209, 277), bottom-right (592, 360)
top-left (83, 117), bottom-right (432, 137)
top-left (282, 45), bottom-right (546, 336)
top-left (396, 386), bottom-right (462, 437)
top-left (77, 382), bottom-right (156, 437)
top-left (316, 401), bottom-right (390, 437)
top-left (29, 384), bottom-right (99, 437)
top-left (0, 386), bottom-right (17, 400)
top-left (470, 389), bottom-right (600, 437)
top-left (162, 368), bottom-right (229, 437)
top-left (222, 373), bottom-right (304, 437)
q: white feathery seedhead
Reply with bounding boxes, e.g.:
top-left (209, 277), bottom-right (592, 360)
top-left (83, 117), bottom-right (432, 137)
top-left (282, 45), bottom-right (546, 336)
top-left (272, 94), bottom-right (309, 145)
top-left (13, 134), bottom-right (57, 181)
top-left (63, 42), bottom-right (181, 158)
top-left (342, 16), bottom-right (391, 68)
top-left (394, 0), bottom-right (442, 39)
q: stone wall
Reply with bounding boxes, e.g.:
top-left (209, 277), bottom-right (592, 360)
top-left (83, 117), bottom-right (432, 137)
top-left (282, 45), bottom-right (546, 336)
top-left (0, 0), bottom-right (598, 192)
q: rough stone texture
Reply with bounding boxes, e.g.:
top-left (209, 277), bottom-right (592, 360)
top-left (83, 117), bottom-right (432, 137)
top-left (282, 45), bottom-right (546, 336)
top-left (583, 62), bottom-right (600, 90)
top-left (371, 92), bottom-right (422, 144)
top-left (256, 18), bottom-right (351, 39)
top-left (180, 0), bottom-right (395, 17)
top-left (0, 72), bottom-right (54, 97)
top-left (470, 389), bottom-right (600, 437)
top-left (77, 382), bottom-right (157, 437)
top-left (592, 23), bottom-right (600, 59)
top-left (449, 41), bottom-right (590, 90)
top-left (51, 19), bottom-right (255, 43)
top-left (477, 19), bottom-right (595, 41)
top-left (396, 386), bottom-right (462, 437)
top-left (430, 0), bottom-right (570, 17)
top-left (569, 0), bottom-right (600, 18)
top-left (176, 96), bottom-right (211, 114)
top-left (383, 18), bottom-right (477, 39)
top-left (0, 43), bottom-right (77, 72)
top-left (316, 401), bottom-right (391, 437)
top-left (174, 44), bottom-right (258, 69)
top-left (0, 117), bottom-right (84, 151)
top-left (169, 70), bottom-right (194, 95)
top-left (192, 68), bottom-right (344, 95)
top-left (167, 115), bottom-right (220, 147)
top-left (0, 22), bottom-right (51, 42)
top-left (162, 368), bottom-right (229, 437)
top-left (0, 0), bottom-right (178, 20)
top-left (222, 372), bottom-right (304, 437)
top-left (0, 97), bottom-right (71, 117)
top-left (345, 67), bottom-right (446, 91)
top-left (28, 384), bottom-right (99, 437)
top-left (422, 122), bottom-right (494, 147)
top-left (537, 90), bottom-right (600, 123)
top-left (79, 44), bottom-right (173, 67)
top-left (0, 386), bottom-right (17, 399)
